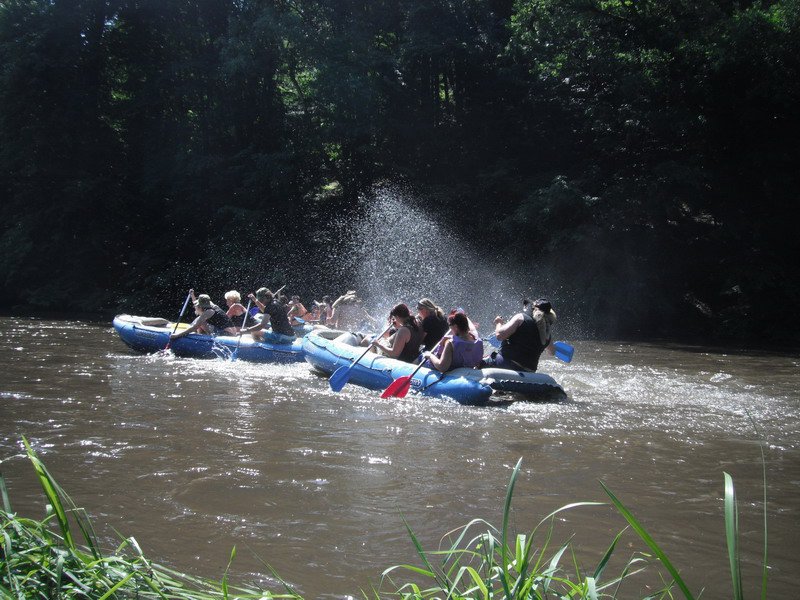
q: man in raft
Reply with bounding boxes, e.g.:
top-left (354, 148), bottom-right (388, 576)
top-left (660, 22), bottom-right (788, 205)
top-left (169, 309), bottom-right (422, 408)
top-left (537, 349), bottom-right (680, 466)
top-left (328, 290), bottom-right (378, 331)
top-left (242, 287), bottom-right (296, 343)
top-left (483, 298), bottom-right (557, 372)
top-left (169, 293), bottom-right (237, 340)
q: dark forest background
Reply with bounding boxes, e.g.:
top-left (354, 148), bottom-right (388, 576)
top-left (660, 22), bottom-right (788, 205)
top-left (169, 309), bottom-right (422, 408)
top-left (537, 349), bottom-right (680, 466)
top-left (1, 0), bottom-right (798, 344)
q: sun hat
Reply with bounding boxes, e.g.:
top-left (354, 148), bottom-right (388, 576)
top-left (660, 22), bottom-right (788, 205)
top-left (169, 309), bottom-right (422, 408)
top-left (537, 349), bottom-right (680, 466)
top-left (194, 294), bottom-right (212, 308)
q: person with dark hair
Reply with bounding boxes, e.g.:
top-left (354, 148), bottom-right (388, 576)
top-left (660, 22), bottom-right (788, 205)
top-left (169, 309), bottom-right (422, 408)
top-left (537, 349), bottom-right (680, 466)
top-left (372, 303), bottom-right (425, 363)
top-left (287, 295), bottom-right (312, 325)
top-left (243, 287), bottom-right (296, 342)
top-left (483, 298), bottom-right (557, 372)
top-left (312, 295), bottom-right (333, 325)
top-left (424, 311), bottom-right (483, 372)
top-left (170, 293), bottom-right (237, 340)
top-left (416, 297), bottom-right (449, 351)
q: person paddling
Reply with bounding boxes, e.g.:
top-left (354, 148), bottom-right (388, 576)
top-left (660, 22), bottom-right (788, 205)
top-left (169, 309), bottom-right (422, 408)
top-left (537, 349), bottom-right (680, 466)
top-left (372, 303), bottom-right (424, 363)
top-left (329, 290), bottom-right (377, 331)
top-left (482, 298), bottom-right (557, 372)
top-left (243, 287), bottom-right (296, 342)
top-left (423, 311), bottom-right (483, 372)
top-left (169, 293), bottom-right (237, 340)
top-left (287, 295), bottom-right (312, 325)
top-left (224, 290), bottom-right (248, 329)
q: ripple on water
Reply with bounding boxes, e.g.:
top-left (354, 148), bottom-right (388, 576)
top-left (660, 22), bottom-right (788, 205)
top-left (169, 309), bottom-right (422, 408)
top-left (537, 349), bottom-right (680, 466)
top-left (3, 317), bottom-right (800, 599)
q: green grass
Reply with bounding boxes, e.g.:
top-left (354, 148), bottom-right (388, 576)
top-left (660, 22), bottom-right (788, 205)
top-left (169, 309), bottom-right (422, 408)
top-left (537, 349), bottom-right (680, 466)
top-left (2, 441), bottom-right (768, 599)
top-left (1, 438), bottom-right (300, 599)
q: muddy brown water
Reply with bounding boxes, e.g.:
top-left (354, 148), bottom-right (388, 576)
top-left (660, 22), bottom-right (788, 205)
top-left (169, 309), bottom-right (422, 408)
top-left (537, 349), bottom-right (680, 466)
top-left (1, 316), bottom-right (798, 598)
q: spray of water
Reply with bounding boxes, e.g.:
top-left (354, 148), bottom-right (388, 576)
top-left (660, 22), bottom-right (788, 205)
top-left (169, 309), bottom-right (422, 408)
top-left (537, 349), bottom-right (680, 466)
top-left (323, 185), bottom-right (565, 335)
top-left (155, 184), bottom-right (583, 338)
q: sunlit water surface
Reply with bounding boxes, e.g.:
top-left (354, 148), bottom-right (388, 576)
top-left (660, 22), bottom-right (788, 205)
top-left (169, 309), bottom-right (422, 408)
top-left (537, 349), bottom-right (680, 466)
top-left (1, 317), bottom-right (798, 598)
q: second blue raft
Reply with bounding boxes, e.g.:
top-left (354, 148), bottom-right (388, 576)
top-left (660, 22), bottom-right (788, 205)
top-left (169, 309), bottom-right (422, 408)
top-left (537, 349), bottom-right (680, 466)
top-left (113, 314), bottom-right (306, 363)
top-left (303, 330), bottom-right (566, 405)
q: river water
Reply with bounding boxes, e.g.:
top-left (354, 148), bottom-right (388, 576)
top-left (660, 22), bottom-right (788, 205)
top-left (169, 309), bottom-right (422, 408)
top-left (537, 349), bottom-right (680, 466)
top-left (0, 316), bottom-right (798, 598)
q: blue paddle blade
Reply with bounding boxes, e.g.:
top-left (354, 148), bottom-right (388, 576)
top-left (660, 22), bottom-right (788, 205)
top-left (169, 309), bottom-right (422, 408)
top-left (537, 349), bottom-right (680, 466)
top-left (329, 366), bottom-right (351, 392)
top-left (553, 341), bottom-right (574, 363)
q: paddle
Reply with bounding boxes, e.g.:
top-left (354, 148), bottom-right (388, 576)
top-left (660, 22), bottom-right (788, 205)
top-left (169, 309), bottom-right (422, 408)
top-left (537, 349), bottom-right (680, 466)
top-left (329, 323), bottom-right (394, 392)
top-left (381, 333), bottom-right (449, 399)
top-left (485, 333), bottom-right (575, 364)
top-left (230, 299), bottom-right (252, 361)
top-left (163, 291), bottom-right (193, 352)
top-left (552, 341), bottom-right (574, 363)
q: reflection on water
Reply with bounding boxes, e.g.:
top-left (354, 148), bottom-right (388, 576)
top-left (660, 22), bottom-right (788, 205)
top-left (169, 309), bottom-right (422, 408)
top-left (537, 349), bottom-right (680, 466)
top-left (1, 316), bottom-right (799, 598)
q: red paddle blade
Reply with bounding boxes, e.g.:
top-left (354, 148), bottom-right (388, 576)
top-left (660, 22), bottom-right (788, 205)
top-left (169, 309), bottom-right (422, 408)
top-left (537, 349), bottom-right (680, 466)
top-left (380, 376), bottom-right (412, 398)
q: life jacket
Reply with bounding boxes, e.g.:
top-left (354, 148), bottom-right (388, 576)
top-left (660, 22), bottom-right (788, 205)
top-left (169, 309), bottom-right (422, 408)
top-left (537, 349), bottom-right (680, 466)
top-left (263, 301), bottom-right (295, 337)
top-left (422, 313), bottom-right (449, 351)
top-left (398, 323), bottom-right (425, 363)
top-left (500, 313), bottom-right (547, 371)
top-left (450, 335), bottom-right (483, 369)
top-left (205, 305), bottom-right (234, 333)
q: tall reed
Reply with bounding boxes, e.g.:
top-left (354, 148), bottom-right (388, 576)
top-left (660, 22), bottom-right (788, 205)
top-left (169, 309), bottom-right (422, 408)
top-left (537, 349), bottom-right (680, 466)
top-left (1, 437), bottom-right (299, 599)
top-left (380, 454), bottom-right (769, 600)
top-left (2, 439), bottom-right (769, 599)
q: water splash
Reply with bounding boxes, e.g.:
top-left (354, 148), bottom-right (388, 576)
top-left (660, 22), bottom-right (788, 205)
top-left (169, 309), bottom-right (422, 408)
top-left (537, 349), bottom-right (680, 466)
top-left (325, 185), bottom-right (569, 334)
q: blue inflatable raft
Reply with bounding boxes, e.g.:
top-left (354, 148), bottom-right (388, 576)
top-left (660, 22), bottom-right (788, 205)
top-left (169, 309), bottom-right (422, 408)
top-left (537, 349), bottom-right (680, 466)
top-left (112, 314), bottom-right (305, 363)
top-left (303, 330), bottom-right (566, 405)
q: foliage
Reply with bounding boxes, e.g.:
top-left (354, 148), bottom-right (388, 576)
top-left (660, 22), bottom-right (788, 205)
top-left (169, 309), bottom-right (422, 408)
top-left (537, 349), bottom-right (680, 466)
top-left (0, 0), bottom-right (798, 343)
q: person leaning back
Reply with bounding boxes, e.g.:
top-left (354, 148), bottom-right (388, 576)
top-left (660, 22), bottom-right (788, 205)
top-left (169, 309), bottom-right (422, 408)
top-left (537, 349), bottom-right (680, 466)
top-left (483, 298), bottom-right (556, 372)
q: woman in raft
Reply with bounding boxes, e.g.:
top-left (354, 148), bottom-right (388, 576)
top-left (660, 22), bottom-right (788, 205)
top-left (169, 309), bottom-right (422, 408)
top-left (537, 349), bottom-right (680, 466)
top-left (371, 303), bottom-right (424, 363)
top-left (422, 311), bottom-right (483, 372)
top-left (224, 290), bottom-right (248, 328)
top-left (416, 297), bottom-right (448, 351)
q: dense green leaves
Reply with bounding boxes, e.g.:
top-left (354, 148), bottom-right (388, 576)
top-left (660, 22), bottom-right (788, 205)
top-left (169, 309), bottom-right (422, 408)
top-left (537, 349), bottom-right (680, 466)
top-left (0, 0), bottom-right (797, 342)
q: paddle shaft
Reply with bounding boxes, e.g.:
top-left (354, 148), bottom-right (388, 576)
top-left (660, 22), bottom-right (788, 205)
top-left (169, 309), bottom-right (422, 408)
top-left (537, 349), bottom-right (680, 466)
top-left (232, 299), bottom-right (252, 357)
top-left (329, 323), bottom-right (394, 391)
top-left (164, 291), bottom-right (193, 350)
top-left (352, 324), bottom-right (394, 369)
top-left (382, 330), bottom-right (453, 398)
